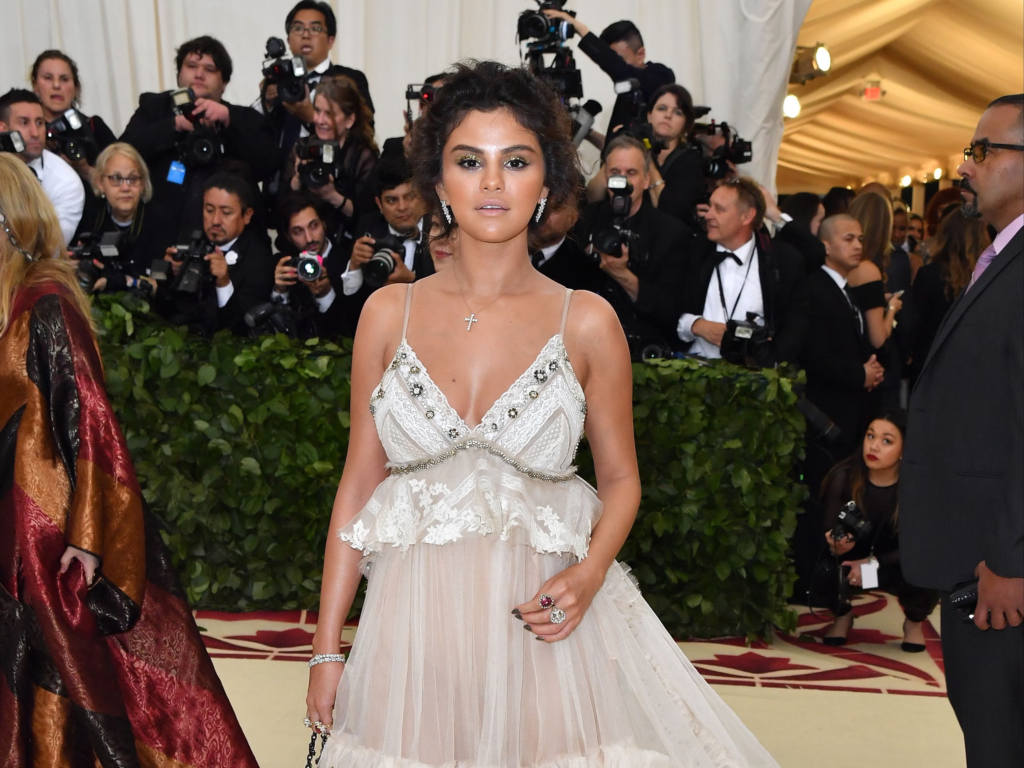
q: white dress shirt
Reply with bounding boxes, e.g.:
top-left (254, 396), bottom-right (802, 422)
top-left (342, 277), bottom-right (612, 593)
top-left (28, 150), bottom-right (84, 244)
top-left (213, 236), bottom-right (240, 308)
top-left (534, 238), bottom-right (565, 268)
top-left (340, 218), bottom-right (424, 296)
top-left (678, 236), bottom-right (762, 359)
top-left (821, 263), bottom-right (864, 334)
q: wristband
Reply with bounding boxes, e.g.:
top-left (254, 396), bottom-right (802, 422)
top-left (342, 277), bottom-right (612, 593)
top-left (308, 653), bottom-right (346, 668)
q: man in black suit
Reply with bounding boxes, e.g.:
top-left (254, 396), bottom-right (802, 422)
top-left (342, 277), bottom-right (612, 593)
top-left (120, 36), bottom-right (280, 234)
top-left (336, 154), bottom-right (433, 332)
top-left (577, 135), bottom-right (694, 359)
top-left (677, 177), bottom-right (807, 367)
top-left (791, 214), bottom-right (885, 589)
top-left (268, 192), bottom-right (348, 339)
top-left (156, 173), bottom-right (276, 336)
top-left (531, 204), bottom-right (602, 292)
top-left (900, 94), bottom-right (1024, 767)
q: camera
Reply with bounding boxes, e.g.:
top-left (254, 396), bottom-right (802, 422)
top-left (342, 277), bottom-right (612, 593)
top-left (245, 302), bottom-right (303, 338)
top-left (263, 37), bottom-right (307, 104)
top-left (831, 501), bottom-right (873, 544)
top-left (590, 175), bottom-right (643, 260)
top-left (46, 109), bottom-right (97, 164)
top-left (697, 121), bottom-right (752, 180)
top-left (153, 230), bottom-right (217, 295)
top-left (171, 87), bottom-right (223, 167)
top-left (362, 233), bottom-right (406, 288)
top-left (295, 138), bottom-right (341, 190)
top-left (518, 1), bottom-right (583, 101)
top-left (609, 80), bottom-right (665, 154)
top-left (292, 250), bottom-right (323, 282)
top-left (518, 0), bottom-right (574, 44)
top-left (720, 312), bottom-right (773, 368)
top-left (405, 84), bottom-right (438, 106)
top-left (70, 231), bottom-right (122, 293)
top-left (0, 130), bottom-right (25, 154)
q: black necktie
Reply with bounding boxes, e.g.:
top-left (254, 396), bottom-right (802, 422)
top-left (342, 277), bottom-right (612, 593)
top-left (531, 250), bottom-right (545, 269)
top-left (842, 285), bottom-right (864, 333)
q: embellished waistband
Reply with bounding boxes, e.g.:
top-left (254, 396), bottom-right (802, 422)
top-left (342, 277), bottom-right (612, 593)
top-left (386, 440), bottom-right (577, 483)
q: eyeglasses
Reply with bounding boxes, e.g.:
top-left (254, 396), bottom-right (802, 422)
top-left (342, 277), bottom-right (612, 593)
top-left (963, 140), bottom-right (1024, 164)
top-left (288, 22), bottom-right (326, 36)
top-left (106, 174), bottom-right (142, 187)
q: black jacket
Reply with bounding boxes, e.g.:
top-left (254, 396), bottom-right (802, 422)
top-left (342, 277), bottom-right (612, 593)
top-left (907, 260), bottom-right (954, 386)
top-left (653, 144), bottom-right (705, 226)
top-left (273, 239), bottom-right (349, 340)
top-left (155, 227), bottom-right (277, 336)
top-left (534, 236), bottom-right (603, 292)
top-left (774, 219), bottom-right (826, 274)
top-left (799, 267), bottom-right (872, 441)
top-left (576, 32), bottom-right (675, 134)
top-left (577, 196), bottom-right (694, 353)
top-left (679, 231), bottom-right (808, 365)
top-left (900, 228), bottom-right (1023, 590)
top-left (120, 91), bottom-right (280, 234)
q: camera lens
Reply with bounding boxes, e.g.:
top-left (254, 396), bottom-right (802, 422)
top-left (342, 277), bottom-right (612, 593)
top-left (592, 227), bottom-right (623, 256)
top-left (296, 255), bottom-right (322, 282)
top-left (518, 12), bottom-right (550, 40)
top-left (301, 163), bottom-right (330, 189)
top-left (363, 250), bottom-right (397, 289)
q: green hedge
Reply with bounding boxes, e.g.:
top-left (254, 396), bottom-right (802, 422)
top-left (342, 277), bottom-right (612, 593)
top-left (93, 295), bottom-right (805, 639)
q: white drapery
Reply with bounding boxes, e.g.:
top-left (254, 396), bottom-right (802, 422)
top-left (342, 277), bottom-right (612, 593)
top-left (1, 0), bottom-right (812, 189)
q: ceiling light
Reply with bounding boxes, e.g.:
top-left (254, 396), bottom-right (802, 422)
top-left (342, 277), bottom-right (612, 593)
top-left (900, 175), bottom-right (912, 188)
top-left (783, 94), bottom-right (801, 118)
top-left (790, 43), bottom-right (831, 85)
top-left (934, 168), bottom-right (943, 180)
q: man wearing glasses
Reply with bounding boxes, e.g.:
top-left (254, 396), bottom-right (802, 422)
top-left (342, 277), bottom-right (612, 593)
top-left (901, 93), bottom-right (1024, 767)
top-left (264, 0), bottom-right (374, 156)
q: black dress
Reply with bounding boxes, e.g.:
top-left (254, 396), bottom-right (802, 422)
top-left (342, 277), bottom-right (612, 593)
top-left (908, 261), bottom-right (953, 386)
top-left (821, 467), bottom-right (939, 622)
top-left (652, 144), bottom-right (704, 226)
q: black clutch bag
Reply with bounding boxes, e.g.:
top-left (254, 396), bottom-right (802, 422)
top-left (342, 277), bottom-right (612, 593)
top-left (950, 578), bottom-right (979, 625)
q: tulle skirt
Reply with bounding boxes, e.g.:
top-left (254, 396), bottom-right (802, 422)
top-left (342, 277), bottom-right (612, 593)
top-left (319, 535), bottom-right (779, 767)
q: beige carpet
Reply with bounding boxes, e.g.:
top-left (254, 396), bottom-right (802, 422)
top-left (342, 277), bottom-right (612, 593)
top-left (202, 591), bottom-right (964, 767)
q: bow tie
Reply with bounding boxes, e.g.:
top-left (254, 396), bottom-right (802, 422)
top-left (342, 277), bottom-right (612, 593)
top-left (716, 245), bottom-right (742, 266)
top-left (397, 227), bottom-right (420, 243)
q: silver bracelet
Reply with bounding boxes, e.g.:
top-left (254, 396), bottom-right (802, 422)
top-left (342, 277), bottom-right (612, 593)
top-left (308, 653), bottom-right (346, 668)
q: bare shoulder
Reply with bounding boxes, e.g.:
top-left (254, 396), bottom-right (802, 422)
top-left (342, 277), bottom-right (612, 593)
top-left (849, 259), bottom-right (882, 285)
top-left (353, 284), bottom-right (409, 368)
top-left (563, 290), bottom-right (630, 388)
top-left (566, 290), bottom-right (621, 340)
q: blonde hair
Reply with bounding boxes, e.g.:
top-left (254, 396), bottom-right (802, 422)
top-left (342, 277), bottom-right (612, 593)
top-left (0, 154), bottom-right (92, 338)
top-left (849, 191), bottom-right (893, 280)
top-left (91, 142), bottom-right (154, 202)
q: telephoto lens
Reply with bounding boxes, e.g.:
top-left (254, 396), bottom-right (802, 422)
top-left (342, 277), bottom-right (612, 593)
top-left (294, 251), bottom-right (323, 282)
top-left (362, 234), bottom-right (406, 288)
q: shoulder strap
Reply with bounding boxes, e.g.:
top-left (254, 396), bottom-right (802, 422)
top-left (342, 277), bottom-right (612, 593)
top-left (559, 289), bottom-right (573, 336)
top-left (401, 283), bottom-right (414, 340)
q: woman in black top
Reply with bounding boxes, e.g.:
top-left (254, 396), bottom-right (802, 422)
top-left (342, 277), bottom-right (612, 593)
top-left (31, 50), bottom-right (117, 188)
top-left (645, 84), bottom-right (705, 225)
top-left (820, 409), bottom-right (939, 650)
top-left (909, 207), bottom-right (989, 385)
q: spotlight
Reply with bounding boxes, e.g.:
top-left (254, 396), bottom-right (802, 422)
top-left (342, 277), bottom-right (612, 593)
top-left (900, 175), bottom-right (912, 188)
top-left (934, 167), bottom-right (943, 180)
top-left (790, 43), bottom-right (831, 85)
top-left (783, 94), bottom-right (801, 118)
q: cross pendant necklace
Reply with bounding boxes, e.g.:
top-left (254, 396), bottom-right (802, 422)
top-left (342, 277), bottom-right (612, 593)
top-left (453, 263), bottom-right (501, 332)
top-left (464, 313), bottom-right (479, 331)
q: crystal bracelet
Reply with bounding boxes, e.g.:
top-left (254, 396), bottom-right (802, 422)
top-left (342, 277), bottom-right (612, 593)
top-left (308, 653), bottom-right (347, 668)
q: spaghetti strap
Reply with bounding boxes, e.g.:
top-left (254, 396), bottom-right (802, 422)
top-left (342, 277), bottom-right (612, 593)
top-left (401, 284), bottom-right (414, 340)
top-left (558, 289), bottom-right (573, 337)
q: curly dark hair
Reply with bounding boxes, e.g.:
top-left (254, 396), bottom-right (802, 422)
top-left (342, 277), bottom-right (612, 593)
top-left (409, 60), bottom-right (581, 241)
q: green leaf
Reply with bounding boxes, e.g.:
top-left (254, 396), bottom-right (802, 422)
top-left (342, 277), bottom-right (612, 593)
top-left (197, 364), bottom-right (217, 386)
top-left (240, 457), bottom-right (262, 476)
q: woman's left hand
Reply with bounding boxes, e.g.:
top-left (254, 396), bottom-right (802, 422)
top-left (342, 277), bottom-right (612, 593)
top-left (841, 558), bottom-right (871, 587)
top-left (515, 562), bottom-right (606, 643)
top-left (60, 546), bottom-right (100, 585)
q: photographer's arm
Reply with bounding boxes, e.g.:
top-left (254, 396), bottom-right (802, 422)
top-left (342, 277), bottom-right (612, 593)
top-left (120, 96), bottom-right (180, 160)
top-left (306, 288), bottom-right (398, 729)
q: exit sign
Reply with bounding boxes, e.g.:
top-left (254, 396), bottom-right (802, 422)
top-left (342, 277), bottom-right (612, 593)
top-left (863, 83), bottom-right (882, 101)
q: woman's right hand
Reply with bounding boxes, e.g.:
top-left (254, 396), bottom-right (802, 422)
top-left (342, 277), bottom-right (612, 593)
top-left (306, 661), bottom-right (345, 734)
top-left (825, 530), bottom-right (856, 556)
top-left (291, 155), bottom-right (303, 191)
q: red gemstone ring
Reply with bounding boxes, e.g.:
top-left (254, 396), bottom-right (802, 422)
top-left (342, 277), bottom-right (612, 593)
top-left (539, 594), bottom-right (555, 609)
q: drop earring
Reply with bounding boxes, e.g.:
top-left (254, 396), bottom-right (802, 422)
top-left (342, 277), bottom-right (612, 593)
top-left (440, 200), bottom-right (453, 225)
top-left (534, 198), bottom-right (547, 223)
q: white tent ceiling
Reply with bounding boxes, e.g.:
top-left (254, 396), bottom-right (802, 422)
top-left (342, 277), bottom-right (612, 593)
top-left (777, 0), bottom-right (1024, 194)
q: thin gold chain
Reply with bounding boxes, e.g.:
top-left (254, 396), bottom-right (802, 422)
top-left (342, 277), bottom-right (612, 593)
top-left (451, 261), bottom-right (504, 327)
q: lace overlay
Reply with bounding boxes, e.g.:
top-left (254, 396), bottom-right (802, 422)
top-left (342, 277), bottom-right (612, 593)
top-left (341, 332), bottom-right (596, 560)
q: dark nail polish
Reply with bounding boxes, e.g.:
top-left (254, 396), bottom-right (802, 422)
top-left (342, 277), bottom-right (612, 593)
top-left (522, 624), bottom-right (532, 632)
top-left (535, 635), bottom-right (546, 641)
top-left (511, 609), bottom-right (522, 618)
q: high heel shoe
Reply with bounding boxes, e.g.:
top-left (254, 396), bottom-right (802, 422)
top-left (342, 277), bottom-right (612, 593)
top-left (822, 613), bottom-right (853, 646)
top-left (901, 642), bottom-right (926, 653)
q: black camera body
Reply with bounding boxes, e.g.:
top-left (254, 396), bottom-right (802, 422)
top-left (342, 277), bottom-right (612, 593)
top-left (71, 231), bottom-right (122, 293)
top-left (720, 312), bottom-right (773, 368)
top-left (263, 37), bottom-right (308, 104)
top-left (518, 0), bottom-right (574, 45)
top-left (295, 138), bottom-right (341, 190)
top-left (291, 250), bottom-right (323, 282)
top-left (590, 176), bottom-right (643, 262)
top-left (832, 501), bottom-right (873, 544)
top-left (171, 87), bottom-right (223, 167)
top-left (519, 1), bottom-right (583, 101)
top-left (0, 130), bottom-right (26, 154)
top-left (46, 109), bottom-right (97, 164)
top-left (362, 234), bottom-right (406, 288)
top-left (155, 230), bottom-right (217, 295)
top-left (697, 121), bottom-right (752, 180)
top-left (609, 79), bottom-right (665, 154)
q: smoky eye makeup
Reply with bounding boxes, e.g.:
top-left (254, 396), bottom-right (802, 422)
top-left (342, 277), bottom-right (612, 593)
top-left (454, 154), bottom-right (481, 168)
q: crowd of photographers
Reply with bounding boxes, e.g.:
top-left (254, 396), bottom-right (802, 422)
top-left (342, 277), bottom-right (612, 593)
top-left (1, 1), bottom-right (989, 629)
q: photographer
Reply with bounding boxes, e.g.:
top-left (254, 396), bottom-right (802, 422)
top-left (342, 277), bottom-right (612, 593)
top-left (70, 143), bottom-right (176, 296)
top-left (817, 410), bottom-right (938, 650)
top-left (576, 135), bottom-right (693, 358)
top-left (31, 50), bottom-right (117, 187)
top-left (261, 0), bottom-right (374, 156)
top-left (267, 191), bottom-right (348, 339)
top-left (283, 75), bottom-right (378, 239)
top-left (155, 173), bottom-right (276, 335)
top-left (338, 153), bottom-right (432, 326)
top-left (677, 177), bottom-right (807, 367)
top-left (0, 88), bottom-right (84, 242)
top-left (644, 84), bottom-right (704, 224)
top-left (542, 11), bottom-right (674, 148)
top-left (120, 36), bottom-right (280, 234)
top-left (531, 203), bottom-right (602, 291)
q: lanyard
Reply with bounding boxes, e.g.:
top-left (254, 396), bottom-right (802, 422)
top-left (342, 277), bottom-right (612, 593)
top-left (715, 249), bottom-right (755, 321)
